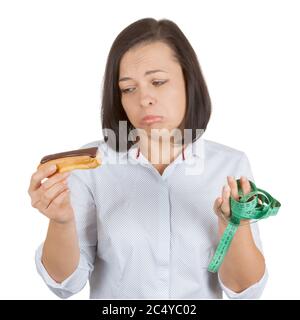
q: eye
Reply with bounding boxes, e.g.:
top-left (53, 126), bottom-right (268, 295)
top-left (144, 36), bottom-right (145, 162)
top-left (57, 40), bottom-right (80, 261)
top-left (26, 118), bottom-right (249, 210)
top-left (152, 80), bottom-right (167, 87)
top-left (120, 87), bottom-right (136, 94)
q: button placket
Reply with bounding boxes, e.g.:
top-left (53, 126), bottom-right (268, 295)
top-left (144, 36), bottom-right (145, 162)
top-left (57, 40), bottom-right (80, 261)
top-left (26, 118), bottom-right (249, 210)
top-left (157, 183), bottom-right (171, 297)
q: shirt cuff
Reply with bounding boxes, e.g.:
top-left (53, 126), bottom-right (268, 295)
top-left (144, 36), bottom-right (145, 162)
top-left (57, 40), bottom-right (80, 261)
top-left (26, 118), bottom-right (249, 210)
top-left (218, 267), bottom-right (268, 299)
top-left (35, 242), bottom-right (91, 299)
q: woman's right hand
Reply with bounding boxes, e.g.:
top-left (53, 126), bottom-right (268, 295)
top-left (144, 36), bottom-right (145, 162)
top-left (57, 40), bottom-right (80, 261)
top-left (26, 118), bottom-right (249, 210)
top-left (28, 164), bottom-right (74, 224)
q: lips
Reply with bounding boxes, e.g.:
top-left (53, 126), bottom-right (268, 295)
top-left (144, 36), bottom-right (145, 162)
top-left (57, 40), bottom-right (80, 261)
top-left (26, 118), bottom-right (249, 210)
top-left (141, 115), bottom-right (164, 124)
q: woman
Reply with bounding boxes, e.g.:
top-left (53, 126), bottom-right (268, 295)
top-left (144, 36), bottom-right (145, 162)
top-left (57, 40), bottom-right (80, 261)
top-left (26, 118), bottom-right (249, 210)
top-left (28, 18), bottom-right (267, 299)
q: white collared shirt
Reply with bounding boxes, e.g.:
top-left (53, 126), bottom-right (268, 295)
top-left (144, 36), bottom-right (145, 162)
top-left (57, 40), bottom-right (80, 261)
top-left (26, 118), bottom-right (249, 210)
top-left (35, 137), bottom-right (268, 299)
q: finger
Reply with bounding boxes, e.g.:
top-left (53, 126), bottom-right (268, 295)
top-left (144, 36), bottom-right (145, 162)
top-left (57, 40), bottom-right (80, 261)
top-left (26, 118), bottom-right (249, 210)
top-left (28, 164), bottom-right (57, 194)
top-left (51, 189), bottom-right (70, 207)
top-left (41, 171), bottom-right (70, 190)
top-left (227, 176), bottom-right (239, 200)
top-left (30, 170), bottom-right (69, 208)
top-left (43, 189), bottom-right (71, 219)
top-left (213, 197), bottom-right (223, 215)
top-left (31, 198), bottom-right (42, 210)
top-left (220, 185), bottom-right (231, 217)
top-left (240, 176), bottom-right (251, 195)
top-left (39, 179), bottom-right (69, 210)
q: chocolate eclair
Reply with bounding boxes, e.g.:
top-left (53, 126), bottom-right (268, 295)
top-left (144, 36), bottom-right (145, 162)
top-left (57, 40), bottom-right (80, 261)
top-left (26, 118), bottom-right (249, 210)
top-left (38, 147), bottom-right (101, 173)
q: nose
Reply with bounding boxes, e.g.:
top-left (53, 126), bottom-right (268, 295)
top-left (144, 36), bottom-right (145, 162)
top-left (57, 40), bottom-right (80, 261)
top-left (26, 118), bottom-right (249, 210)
top-left (139, 91), bottom-right (156, 108)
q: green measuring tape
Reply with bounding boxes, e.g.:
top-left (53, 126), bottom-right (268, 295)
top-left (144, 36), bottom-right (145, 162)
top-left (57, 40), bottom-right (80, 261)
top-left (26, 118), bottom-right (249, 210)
top-left (208, 179), bottom-right (281, 273)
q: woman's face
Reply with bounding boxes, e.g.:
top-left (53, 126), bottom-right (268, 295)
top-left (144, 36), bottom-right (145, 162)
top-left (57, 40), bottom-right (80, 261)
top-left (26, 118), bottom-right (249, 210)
top-left (118, 41), bottom-right (186, 138)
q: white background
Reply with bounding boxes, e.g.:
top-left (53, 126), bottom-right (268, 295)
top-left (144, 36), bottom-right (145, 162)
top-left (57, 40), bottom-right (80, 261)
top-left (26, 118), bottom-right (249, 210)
top-left (0, 0), bottom-right (299, 299)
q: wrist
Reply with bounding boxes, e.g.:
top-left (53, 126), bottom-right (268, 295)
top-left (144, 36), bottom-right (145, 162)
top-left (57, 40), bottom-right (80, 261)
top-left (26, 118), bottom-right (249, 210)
top-left (50, 215), bottom-right (75, 227)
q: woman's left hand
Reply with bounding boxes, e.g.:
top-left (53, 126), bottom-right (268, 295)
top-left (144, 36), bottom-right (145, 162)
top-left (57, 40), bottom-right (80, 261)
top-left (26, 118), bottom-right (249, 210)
top-left (213, 176), bottom-right (252, 220)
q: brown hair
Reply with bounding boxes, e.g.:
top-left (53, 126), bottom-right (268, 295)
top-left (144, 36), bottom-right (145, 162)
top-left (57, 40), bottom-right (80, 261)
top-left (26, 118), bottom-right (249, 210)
top-left (101, 18), bottom-right (212, 152)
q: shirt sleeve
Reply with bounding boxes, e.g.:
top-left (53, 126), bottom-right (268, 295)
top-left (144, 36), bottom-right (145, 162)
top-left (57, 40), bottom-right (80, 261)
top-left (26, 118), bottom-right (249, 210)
top-left (35, 171), bottom-right (97, 299)
top-left (218, 152), bottom-right (269, 299)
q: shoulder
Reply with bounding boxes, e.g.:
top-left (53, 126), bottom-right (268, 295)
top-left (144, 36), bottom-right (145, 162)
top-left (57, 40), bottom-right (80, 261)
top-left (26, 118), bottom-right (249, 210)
top-left (203, 139), bottom-right (246, 161)
top-left (79, 139), bottom-right (105, 149)
top-left (203, 139), bottom-right (253, 179)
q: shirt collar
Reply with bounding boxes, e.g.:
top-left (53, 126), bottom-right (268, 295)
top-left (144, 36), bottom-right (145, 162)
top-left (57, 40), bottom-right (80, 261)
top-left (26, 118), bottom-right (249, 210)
top-left (100, 136), bottom-right (205, 165)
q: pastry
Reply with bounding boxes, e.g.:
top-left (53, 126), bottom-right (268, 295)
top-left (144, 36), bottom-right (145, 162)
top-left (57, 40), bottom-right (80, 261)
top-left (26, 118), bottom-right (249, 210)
top-left (38, 147), bottom-right (101, 173)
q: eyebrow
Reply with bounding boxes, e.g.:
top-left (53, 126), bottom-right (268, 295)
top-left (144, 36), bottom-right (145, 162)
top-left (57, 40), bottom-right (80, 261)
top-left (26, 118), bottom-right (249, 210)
top-left (119, 69), bottom-right (167, 82)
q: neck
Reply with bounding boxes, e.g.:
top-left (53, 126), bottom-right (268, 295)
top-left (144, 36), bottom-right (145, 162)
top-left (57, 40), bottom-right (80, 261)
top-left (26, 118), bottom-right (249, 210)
top-left (138, 136), bottom-right (185, 165)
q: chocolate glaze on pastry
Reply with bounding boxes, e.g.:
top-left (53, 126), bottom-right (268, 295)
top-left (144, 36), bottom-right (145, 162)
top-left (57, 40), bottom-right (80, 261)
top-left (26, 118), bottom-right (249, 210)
top-left (40, 147), bottom-right (98, 164)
